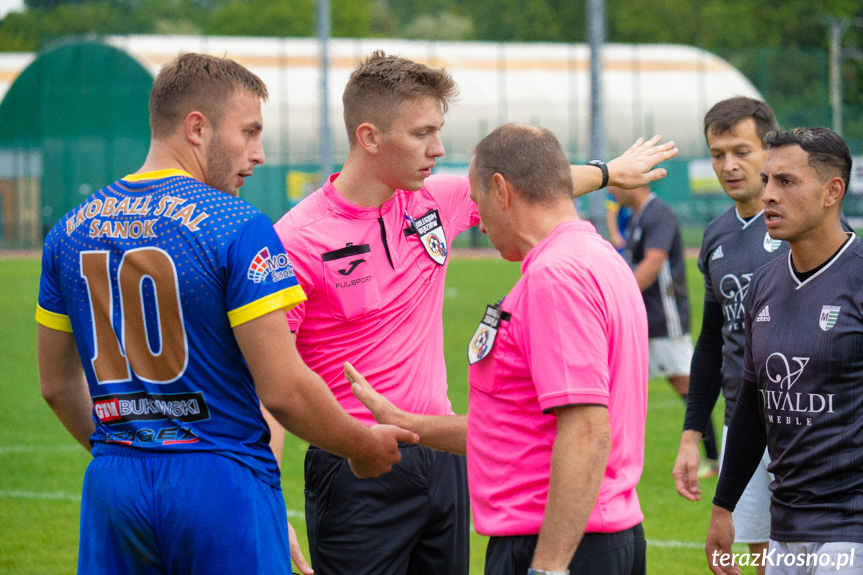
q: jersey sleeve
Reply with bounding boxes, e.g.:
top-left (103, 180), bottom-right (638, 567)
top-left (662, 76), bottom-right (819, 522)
top-left (684, 299), bottom-right (724, 433)
top-left (524, 264), bottom-right (610, 412)
top-left (697, 233), bottom-right (718, 304)
top-left (224, 213), bottom-right (306, 328)
top-left (426, 174), bottom-right (479, 235)
top-left (642, 203), bottom-right (678, 254)
top-left (273, 212), bottom-right (314, 333)
top-left (35, 225), bottom-right (73, 333)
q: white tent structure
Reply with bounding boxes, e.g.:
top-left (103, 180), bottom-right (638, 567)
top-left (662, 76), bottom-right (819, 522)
top-left (61, 36), bottom-right (761, 165)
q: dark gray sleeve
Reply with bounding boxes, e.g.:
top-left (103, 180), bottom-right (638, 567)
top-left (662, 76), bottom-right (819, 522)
top-left (683, 299), bottom-right (724, 434)
top-left (641, 203), bottom-right (677, 254)
top-left (712, 375), bottom-right (765, 511)
top-left (713, 286), bottom-right (765, 511)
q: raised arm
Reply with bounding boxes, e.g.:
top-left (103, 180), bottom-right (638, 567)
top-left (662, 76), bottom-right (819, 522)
top-left (571, 135), bottom-right (679, 198)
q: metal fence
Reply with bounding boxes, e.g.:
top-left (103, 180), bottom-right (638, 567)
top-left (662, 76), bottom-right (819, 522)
top-left (0, 39), bottom-right (860, 250)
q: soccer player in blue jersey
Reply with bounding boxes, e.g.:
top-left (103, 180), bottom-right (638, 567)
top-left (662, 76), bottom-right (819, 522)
top-left (35, 52), bottom-right (414, 575)
top-left (673, 98), bottom-right (781, 574)
top-left (706, 127), bottom-right (862, 574)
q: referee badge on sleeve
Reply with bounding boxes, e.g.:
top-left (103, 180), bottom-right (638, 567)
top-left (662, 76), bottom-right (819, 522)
top-left (405, 209), bottom-right (447, 266)
top-left (468, 301), bottom-right (510, 364)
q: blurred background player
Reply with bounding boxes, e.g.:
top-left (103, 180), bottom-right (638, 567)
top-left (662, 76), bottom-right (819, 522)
top-left (605, 195), bottom-right (632, 254)
top-left (271, 50), bottom-right (678, 575)
top-left (613, 183), bottom-right (720, 473)
top-left (672, 97), bottom-right (781, 572)
top-left (350, 123), bottom-right (650, 575)
top-left (706, 127), bottom-right (862, 575)
top-left (35, 52), bottom-right (412, 575)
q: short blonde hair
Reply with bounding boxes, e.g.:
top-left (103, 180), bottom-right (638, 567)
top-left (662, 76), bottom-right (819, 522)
top-left (149, 53), bottom-right (268, 138)
top-left (342, 50), bottom-right (457, 145)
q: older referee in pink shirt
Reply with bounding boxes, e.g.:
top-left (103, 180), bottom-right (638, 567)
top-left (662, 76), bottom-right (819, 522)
top-left (350, 123), bottom-right (651, 575)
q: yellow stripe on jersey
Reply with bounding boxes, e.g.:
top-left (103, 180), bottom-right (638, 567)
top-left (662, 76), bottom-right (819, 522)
top-left (35, 305), bottom-right (73, 333)
top-left (122, 169), bottom-right (193, 182)
top-left (228, 285), bottom-right (307, 328)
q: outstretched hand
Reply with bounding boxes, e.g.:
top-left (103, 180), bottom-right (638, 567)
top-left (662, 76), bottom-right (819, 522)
top-left (343, 362), bottom-right (419, 479)
top-left (607, 135), bottom-right (679, 189)
top-left (346, 361), bottom-right (405, 427)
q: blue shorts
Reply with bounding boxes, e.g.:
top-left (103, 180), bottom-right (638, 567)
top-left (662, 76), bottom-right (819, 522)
top-left (78, 444), bottom-right (291, 575)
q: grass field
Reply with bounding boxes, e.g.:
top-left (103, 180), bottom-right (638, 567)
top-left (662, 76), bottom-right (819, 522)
top-left (0, 254), bottom-right (754, 574)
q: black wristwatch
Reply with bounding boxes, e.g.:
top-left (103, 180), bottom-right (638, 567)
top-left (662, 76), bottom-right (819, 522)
top-left (587, 159), bottom-right (609, 189)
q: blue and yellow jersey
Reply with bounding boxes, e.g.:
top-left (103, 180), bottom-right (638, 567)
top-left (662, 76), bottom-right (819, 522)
top-left (37, 170), bottom-right (305, 486)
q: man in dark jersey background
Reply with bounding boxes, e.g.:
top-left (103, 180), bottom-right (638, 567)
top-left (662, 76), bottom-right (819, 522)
top-left (706, 127), bottom-right (862, 574)
top-left (673, 97), bottom-right (782, 573)
top-left (612, 183), bottom-right (720, 469)
top-left (36, 52), bottom-right (412, 575)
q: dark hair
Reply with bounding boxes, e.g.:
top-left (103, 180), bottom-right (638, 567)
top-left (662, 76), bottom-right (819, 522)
top-left (704, 97), bottom-right (777, 145)
top-left (472, 123), bottom-right (573, 204)
top-left (342, 50), bottom-right (457, 145)
top-left (149, 53), bottom-right (268, 139)
top-left (764, 127), bottom-right (852, 190)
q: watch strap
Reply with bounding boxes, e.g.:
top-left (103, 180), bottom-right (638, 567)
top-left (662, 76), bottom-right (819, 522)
top-left (588, 159), bottom-right (609, 189)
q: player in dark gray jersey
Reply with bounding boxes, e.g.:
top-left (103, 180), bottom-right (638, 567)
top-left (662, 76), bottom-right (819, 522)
top-left (706, 127), bottom-right (863, 574)
top-left (674, 98), bottom-right (781, 571)
top-left (621, 187), bottom-right (691, 341)
top-left (614, 184), bottom-right (719, 465)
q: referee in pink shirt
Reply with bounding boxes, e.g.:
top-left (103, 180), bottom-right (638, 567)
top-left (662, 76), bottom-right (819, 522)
top-left (271, 51), bottom-right (674, 575)
top-left (351, 123), bottom-right (651, 575)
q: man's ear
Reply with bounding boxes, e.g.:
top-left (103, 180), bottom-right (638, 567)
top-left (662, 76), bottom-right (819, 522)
top-left (824, 176), bottom-right (845, 209)
top-left (491, 172), bottom-right (514, 210)
top-left (185, 111), bottom-right (207, 146)
top-left (356, 122), bottom-right (381, 155)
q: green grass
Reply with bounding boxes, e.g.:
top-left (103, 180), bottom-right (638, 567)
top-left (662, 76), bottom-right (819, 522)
top-left (0, 254), bottom-right (751, 574)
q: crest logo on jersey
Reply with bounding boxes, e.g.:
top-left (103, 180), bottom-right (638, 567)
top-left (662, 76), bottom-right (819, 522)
top-left (711, 245), bottom-right (724, 261)
top-left (819, 305), bottom-right (840, 331)
top-left (247, 247), bottom-right (296, 284)
top-left (468, 302), bottom-right (508, 364)
top-left (765, 352), bottom-right (809, 390)
top-left (405, 209), bottom-right (447, 266)
top-left (756, 305), bottom-right (771, 322)
top-left (763, 232), bottom-right (782, 253)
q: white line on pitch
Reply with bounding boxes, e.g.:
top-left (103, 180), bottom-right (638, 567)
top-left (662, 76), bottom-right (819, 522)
top-left (0, 489), bottom-right (81, 501)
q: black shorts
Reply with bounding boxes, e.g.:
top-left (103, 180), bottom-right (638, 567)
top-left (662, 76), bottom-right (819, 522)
top-left (304, 443), bottom-right (469, 575)
top-left (485, 523), bottom-right (646, 575)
